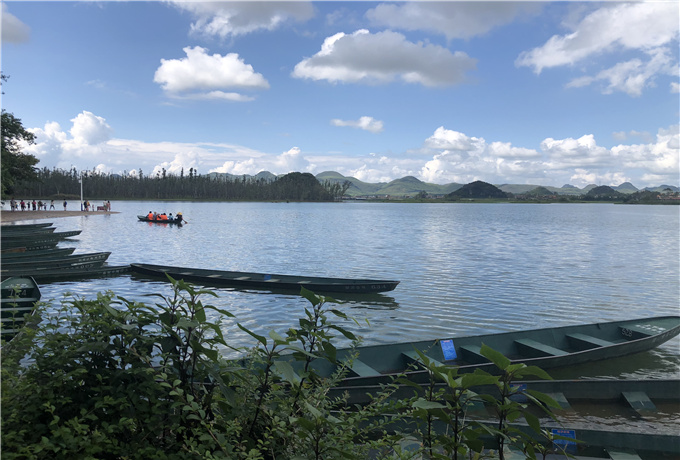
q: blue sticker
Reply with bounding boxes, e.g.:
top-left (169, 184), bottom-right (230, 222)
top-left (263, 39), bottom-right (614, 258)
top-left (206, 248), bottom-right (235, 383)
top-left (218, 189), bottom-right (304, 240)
top-left (552, 429), bottom-right (576, 452)
top-left (440, 339), bottom-right (457, 360)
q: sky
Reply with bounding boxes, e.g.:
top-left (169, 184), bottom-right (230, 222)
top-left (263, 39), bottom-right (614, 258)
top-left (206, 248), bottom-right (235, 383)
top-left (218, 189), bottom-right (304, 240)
top-left (1, 1), bottom-right (679, 188)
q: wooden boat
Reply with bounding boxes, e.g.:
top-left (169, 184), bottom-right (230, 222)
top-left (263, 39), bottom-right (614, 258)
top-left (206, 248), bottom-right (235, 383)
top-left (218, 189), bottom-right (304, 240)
top-left (129, 263), bottom-right (400, 294)
top-left (0, 226), bottom-right (56, 236)
top-left (285, 316), bottom-right (680, 386)
top-left (2, 252), bottom-right (111, 271)
top-left (1, 229), bottom-right (81, 242)
top-left (6, 265), bottom-right (132, 284)
top-left (0, 241), bottom-right (60, 252)
top-left (137, 215), bottom-right (183, 225)
top-left (1, 247), bottom-right (77, 260)
top-left (1, 277), bottom-right (41, 340)
top-left (0, 223), bottom-right (53, 231)
top-left (337, 379), bottom-right (680, 457)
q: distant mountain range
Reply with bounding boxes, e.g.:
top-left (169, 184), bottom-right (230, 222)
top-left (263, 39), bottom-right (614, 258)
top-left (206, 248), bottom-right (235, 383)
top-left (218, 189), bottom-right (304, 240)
top-left (206, 171), bottom-right (679, 197)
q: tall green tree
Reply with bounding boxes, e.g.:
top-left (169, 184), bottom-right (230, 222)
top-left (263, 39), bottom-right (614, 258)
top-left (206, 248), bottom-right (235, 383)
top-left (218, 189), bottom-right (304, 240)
top-left (1, 75), bottom-right (40, 197)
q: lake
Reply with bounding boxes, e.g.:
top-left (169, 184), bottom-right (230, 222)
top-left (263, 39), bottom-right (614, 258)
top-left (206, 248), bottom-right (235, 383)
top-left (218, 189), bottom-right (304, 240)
top-left (9, 201), bottom-right (680, 379)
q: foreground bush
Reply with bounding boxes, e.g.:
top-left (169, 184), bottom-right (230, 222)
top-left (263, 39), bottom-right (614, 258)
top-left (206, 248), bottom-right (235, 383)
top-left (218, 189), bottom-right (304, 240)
top-left (1, 279), bottom-right (566, 459)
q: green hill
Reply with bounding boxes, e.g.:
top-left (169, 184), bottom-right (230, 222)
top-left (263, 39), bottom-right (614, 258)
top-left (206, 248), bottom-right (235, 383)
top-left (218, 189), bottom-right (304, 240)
top-left (446, 181), bottom-right (508, 199)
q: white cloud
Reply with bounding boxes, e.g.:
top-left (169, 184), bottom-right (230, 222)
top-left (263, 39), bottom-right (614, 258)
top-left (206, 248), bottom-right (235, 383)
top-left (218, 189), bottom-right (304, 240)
top-left (169, 1), bottom-right (314, 39)
top-left (671, 82), bottom-right (680, 93)
top-left (331, 116), bottom-right (384, 133)
top-left (567, 47), bottom-right (677, 97)
top-left (366, 2), bottom-right (540, 40)
top-left (517, 3), bottom-right (679, 73)
top-left (292, 29), bottom-right (476, 86)
top-left (1, 4), bottom-right (30, 43)
top-left (154, 46), bottom-right (269, 99)
top-left (70, 111), bottom-right (112, 145)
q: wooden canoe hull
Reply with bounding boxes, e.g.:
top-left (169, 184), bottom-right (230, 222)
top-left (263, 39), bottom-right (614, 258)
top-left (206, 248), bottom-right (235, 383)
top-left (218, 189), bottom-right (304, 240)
top-left (1, 276), bottom-right (41, 339)
top-left (7, 265), bottom-right (132, 284)
top-left (1, 252), bottom-right (111, 271)
top-left (292, 316), bottom-right (680, 385)
top-left (129, 263), bottom-right (400, 294)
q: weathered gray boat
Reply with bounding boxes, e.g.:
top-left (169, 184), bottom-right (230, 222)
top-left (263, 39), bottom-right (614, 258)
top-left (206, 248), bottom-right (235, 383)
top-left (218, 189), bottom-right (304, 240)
top-left (1, 252), bottom-right (111, 272)
top-left (0, 247), bottom-right (77, 260)
top-left (296, 316), bottom-right (680, 386)
top-left (8, 265), bottom-right (132, 284)
top-left (130, 263), bottom-right (400, 294)
top-left (333, 379), bottom-right (680, 457)
top-left (1, 276), bottom-right (41, 340)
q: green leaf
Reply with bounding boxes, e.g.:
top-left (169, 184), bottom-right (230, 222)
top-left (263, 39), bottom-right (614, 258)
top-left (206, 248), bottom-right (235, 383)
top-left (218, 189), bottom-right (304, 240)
top-left (237, 323), bottom-right (267, 346)
top-left (480, 343), bottom-right (511, 370)
top-left (412, 399), bottom-right (446, 410)
top-left (273, 360), bottom-right (301, 383)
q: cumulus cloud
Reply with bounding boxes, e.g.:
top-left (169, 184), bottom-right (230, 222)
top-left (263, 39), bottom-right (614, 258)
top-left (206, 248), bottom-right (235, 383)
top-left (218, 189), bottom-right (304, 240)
top-left (154, 46), bottom-right (269, 100)
top-left (516, 3), bottom-right (679, 96)
top-left (169, 1), bottom-right (314, 39)
top-left (331, 116), bottom-right (384, 133)
top-left (292, 29), bottom-right (476, 86)
top-left (366, 2), bottom-right (540, 40)
top-left (416, 125), bottom-right (679, 187)
top-left (70, 111), bottom-right (112, 145)
top-left (1, 4), bottom-right (30, 43)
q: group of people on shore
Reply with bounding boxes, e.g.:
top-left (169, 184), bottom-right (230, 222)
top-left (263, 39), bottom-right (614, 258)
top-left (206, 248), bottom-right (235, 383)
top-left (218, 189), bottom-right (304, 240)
top-left (9, 199), bottom-right (57, 211)
top-left (8, 199), bottom-right (111, 212)
top-left (146, 211), bottom-right (183, 222)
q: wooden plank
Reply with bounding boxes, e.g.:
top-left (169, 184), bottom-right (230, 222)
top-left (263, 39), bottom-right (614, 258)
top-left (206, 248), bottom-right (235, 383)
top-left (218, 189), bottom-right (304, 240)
top-left (566, 332), bottom-right (614, 348)
top-left (514, 338), bottom-right (568, 357)
top-left (622, 391), bottom-right (656, 412)
top-left (606, 449), bottom-right (643, 460)
top-left (401, 350), bottom-right (443, 368)
top-left (458, 344), bottom-right (488, 364)
top-left (350, 359), bottom-right (380, 377)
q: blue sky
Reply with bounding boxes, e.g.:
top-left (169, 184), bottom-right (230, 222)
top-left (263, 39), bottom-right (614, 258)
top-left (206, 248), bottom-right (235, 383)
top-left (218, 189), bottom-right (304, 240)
top-left (2, 1), bottom-right (678, 188)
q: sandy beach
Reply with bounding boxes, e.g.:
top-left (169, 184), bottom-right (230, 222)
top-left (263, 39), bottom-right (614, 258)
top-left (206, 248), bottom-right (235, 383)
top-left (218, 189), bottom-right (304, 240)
top-left (1, 210), bottom-right (119, 224)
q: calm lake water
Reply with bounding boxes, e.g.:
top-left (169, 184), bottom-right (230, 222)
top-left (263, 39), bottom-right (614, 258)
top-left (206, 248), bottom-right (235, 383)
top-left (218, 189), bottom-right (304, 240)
top-left (8, 201), bottom-right (680, 379)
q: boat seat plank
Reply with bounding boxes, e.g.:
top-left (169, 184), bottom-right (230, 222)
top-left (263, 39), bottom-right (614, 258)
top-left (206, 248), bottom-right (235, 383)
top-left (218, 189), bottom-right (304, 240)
top-left (514, 338), bottom-right (568, 357)
top-left (622, 391), bottom-right (656, 412)
top-left (401, 350), bottom-right (443, 368)
top-left (458, 344), bottom-right (488, 364)
top-left (546, 392), bottom-right (571, 410)
top-left (350, 359), bottom-right (381, 377)
top-left (606, 449), bottom-right (643, 460)
top-left (566, 332), bottom-right (615, 348)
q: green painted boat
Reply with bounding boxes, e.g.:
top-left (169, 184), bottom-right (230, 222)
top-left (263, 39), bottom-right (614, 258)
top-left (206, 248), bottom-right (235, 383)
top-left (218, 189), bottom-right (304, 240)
top-left (292, 316), bottom-right (680, 386)
top-left (0, 226), bottom-right (56, 236)
top-left (0, 247), bottom-right (77, 260)
top-left (1, 229), bottom-right (81, 242)
top-left (130, 263), bottom-right (400, 294)
top-left (0, 241), bottom-right (60, 252)
top-left (13, 265), bottom-right (131, 283)
top-left (1, 276), bottom-right (41, 340)
top-left (1, 252), bottom-right (111, 273)
top-left (336, 379), bottom-right (680, 457)
top-left (0, 223), bottom-right (53, 232)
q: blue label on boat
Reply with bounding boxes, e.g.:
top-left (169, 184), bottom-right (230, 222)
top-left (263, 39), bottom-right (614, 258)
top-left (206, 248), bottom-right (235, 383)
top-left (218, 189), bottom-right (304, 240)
top-left (440, 339), bottom-right (457, 360)
top-left (510, 383), bottom-right (527, 403)
top-left (552, 429), bottom-right (576, 452)
top-left (264, 275), bottom-right (271, 281)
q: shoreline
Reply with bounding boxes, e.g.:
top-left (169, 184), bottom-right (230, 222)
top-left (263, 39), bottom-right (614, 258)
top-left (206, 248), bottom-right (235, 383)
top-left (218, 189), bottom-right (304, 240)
top-left (1, 210), bottom-right (120, 224)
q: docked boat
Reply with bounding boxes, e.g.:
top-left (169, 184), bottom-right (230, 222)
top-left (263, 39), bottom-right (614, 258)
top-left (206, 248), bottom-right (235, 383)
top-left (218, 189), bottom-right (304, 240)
top-left (333, 379), bottom-right (680, 456)
top-left (129, 263), bottom-right (400, 294)
top-left (0, 247), bottom-right (77, 261)
top-left (137, 215), bottom-right (184, 225)
top-left (285, 316), bottom-right (680, 386)
top-left (1, 230), bottom-right (82, 250)
top-left (5, 265), bottom-right (132, 284)
top-left (1, 252), bottom-right (111, 273)
top-left (1, 277), bottom-right (41, 340)
top-left (0, 223), bottom-right (53, 232)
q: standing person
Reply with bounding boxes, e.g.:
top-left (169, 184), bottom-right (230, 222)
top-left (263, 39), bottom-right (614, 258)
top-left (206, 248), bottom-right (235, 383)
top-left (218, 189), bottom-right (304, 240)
top-left (20, 200), bottom-right (25, 211)
top-left (32, 199), bottom-right (37, 210)
top-left (63, 200), bottom-right (67, 210)
top-left (107, 200), bottom-right (111, 211)
top-left (10, 198), bottom-right (16, 211)
top-left (50, 200), bottom-right (55, 210)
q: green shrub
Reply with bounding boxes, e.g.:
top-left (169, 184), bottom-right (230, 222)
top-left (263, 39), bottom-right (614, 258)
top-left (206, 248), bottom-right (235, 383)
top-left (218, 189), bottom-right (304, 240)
top-left (1, 279), bottom-right (565, 459)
